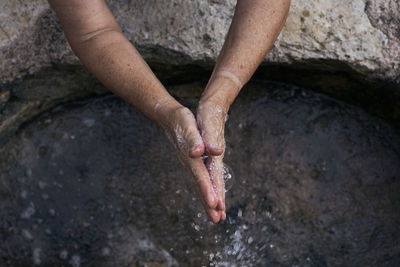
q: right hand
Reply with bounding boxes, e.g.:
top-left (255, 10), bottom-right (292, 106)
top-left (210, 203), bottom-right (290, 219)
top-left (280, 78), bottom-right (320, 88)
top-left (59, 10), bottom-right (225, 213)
top-left (157, 103), bottom-right (224, 223)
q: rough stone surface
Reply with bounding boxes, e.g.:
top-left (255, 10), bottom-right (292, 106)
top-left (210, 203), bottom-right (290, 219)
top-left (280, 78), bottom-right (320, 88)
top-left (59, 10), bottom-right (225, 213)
top-left (365, 0), bottom-right (400, 83)
top-left (0, 0), bottom-right (399, 84)
top-left (278, 0), bottom-right (388, 73)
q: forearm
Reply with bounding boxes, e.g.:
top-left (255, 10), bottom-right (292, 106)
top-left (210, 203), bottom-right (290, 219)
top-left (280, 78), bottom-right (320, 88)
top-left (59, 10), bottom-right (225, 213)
top-left (202, 0), bottom-right (291, 109)
top-left (71, 31), bottom-right (178, 124)
top-left (49, 0), bottom-right (180, 126)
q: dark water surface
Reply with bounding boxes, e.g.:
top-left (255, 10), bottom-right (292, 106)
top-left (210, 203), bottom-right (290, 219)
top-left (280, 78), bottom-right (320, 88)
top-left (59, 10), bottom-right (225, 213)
top-left (0, 81), bottom-right (399, 266)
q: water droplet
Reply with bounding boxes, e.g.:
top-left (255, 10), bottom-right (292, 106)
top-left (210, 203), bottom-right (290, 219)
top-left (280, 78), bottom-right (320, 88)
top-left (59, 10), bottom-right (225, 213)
top-left (238, 209), bottom-right (242, 218)
top-left (48, 209), bottom-right (56, 216)
top-left (59, 249), bottom-right (68, 260)
top-left (82, 118), bottom-right (95, 127)
top-left (38, 181), bottom-right (47, 189)
top-left (20, 190), bottom-right (28, 199)
top-left (21, 203), bottom-right (35, 219)
top-left (223, 163), bottom-right (235, 191)
top-left (33, 248), bottom-right (41, 265)
top-left (69, 255), bottom-right (81, 267)
top-left (209, 253), bottom-right (215, 260)
top-left (22, 229), bottom-right (33, 240)
top-left (101, 247), bottom-right (110, 256)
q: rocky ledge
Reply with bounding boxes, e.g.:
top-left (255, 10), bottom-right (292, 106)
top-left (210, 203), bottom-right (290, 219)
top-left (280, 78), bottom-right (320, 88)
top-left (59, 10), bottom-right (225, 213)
top-left (0, 0), bottom-right (399, 83)
top-left (0, 0), bottom-right (399, 143)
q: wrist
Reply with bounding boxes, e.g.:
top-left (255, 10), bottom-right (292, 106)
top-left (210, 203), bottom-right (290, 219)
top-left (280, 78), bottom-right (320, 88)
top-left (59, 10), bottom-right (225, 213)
top-left (201, 74), bottom-right (241, 112)
top-left (153, 98), bottom-right (183, 130)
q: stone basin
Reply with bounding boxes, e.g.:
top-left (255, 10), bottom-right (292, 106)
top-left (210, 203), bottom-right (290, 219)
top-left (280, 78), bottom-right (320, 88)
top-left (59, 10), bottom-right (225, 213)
top-left (0, 80), bottom-right (399, 266)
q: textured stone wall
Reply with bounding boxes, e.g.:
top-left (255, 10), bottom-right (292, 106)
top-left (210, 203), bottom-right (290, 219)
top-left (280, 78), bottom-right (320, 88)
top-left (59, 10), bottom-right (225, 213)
top-left (0, 0), bottom-right (399, 84)
top-left (0, 0), bottom-right (399, 143)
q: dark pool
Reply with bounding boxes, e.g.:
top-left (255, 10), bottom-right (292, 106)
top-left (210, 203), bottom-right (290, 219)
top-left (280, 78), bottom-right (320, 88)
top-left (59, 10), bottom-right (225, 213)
top-left (0, 81), bottom-right (399, 266)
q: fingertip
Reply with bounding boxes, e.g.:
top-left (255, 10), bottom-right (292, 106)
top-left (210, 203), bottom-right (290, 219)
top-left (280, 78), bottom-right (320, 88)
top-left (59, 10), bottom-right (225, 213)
top-left (205, 145), bottom-right (224, 156)
top-left (206, 192), bottom-right (218, 209)
top-left (209, 209), bottom-right (221, 223)
top-left (217, 199), bottom-right (226, 211)
top-left (189, 144), bottom-right (204, 158)
top-left (221, 211), bottom-right (226, 221)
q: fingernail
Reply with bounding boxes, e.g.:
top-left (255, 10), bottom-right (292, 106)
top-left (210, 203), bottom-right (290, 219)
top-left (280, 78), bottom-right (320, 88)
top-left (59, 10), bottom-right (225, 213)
top-left (190, 144), bottom-right (201, 152)
top-left (206, 145), bottom-right (223, 155)
top-left (208, 143), bottom-right (220, 150)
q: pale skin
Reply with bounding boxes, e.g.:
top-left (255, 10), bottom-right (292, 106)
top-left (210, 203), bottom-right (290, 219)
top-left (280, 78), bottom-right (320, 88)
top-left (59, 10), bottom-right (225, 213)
top-left (48, 0), bottom-right (290, 223)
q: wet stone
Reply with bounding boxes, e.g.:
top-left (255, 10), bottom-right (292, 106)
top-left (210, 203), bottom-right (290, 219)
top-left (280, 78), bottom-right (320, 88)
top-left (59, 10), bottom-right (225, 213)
top-left (0, 81), bottom-right (399, 266)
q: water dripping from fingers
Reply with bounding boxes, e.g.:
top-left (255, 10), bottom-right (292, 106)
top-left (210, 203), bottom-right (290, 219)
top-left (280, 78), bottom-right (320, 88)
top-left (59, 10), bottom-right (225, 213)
top-left (202, 156), bottom-right (235, 192)
top-left (222, 163), bottom-right (234, 192)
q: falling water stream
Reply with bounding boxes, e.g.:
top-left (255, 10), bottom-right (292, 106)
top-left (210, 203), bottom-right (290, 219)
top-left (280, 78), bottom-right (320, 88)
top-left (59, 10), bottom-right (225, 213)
top-left (0, 81), bottom-right (399, 266)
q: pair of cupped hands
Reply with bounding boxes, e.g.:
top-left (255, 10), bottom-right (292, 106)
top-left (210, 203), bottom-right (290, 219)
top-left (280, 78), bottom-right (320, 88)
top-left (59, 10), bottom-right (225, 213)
top-left (157, 97), bottom-right (228, 223)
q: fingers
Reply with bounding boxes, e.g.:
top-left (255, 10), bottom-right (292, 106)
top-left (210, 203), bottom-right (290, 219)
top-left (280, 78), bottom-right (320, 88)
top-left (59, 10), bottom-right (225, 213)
top-left (165, 106), bottom-right (223, 222)
top-left (196, 101), bottom-right (228, 221)
top-left (204, 138), bottom-right (224, 156)
top-left (221, 210), bottom-right (226, 221)
top-left (193, 182), bottom-right (221, 223)
top-left (187, 157), bottom-right (225, 223)
top-left (186, 157), bottom-right (218, 210)
top-left (165, 105), bottom-right (228, 222)
top-left (206, 155), bottom-right (226, 213)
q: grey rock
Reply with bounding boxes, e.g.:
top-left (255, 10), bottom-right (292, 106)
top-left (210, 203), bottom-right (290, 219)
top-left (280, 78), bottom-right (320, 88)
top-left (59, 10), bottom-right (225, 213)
top-left (365, 0), bottom-right (400, 83)
top-left (1, 0), bottom-right (400, 147)
top-left (0, 0), bottom-right (399, 84)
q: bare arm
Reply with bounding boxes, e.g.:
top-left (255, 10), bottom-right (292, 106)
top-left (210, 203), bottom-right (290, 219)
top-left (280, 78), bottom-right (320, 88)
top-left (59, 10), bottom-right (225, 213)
top-left (48, 0), bottom-right (178, 122)
top-left (202, 0), bottom-right (291, 110)
top-left (49, 0), bottom-right (223, 222)
top-left (197, 0), bottom-right (291, 213)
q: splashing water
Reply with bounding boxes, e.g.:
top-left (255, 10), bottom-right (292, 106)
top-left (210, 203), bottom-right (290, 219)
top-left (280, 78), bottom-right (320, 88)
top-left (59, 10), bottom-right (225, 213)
top-left (201, 156), bottom-right (235, 192)
top-left (223, 163), bottom-right (234, 192)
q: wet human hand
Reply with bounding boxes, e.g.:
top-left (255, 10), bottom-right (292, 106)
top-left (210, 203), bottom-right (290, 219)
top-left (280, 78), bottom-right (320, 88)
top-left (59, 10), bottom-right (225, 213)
top-left (196, 100), bottom-right (228, 221)
top-left (157, 102), bottom-right (224, 222)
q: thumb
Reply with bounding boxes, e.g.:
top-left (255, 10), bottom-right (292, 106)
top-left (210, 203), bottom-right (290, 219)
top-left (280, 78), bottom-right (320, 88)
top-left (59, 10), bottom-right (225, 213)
top-left (197, 102), bottom-right (227, 156)
top-left (174, 107), bottom-right (205, 158)
top-left (187, 127), bottom-right (205, 158)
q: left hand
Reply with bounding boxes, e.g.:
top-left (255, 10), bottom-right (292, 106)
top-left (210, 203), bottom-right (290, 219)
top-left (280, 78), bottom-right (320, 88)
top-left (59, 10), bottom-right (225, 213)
top-left (196, 100), bottom-right (228, 221)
